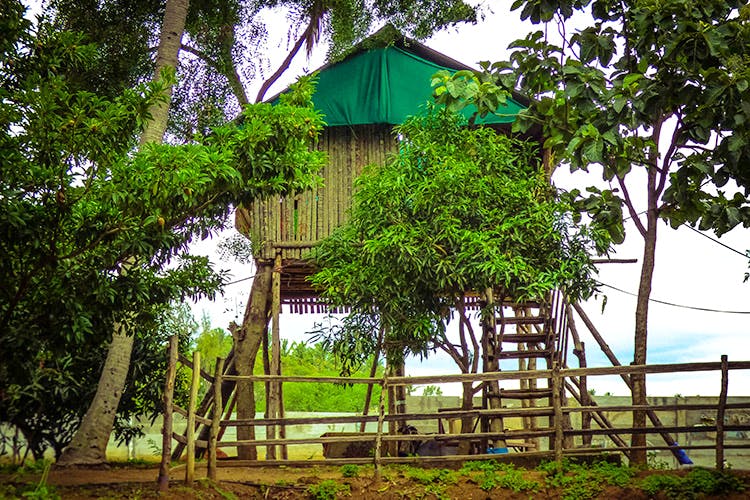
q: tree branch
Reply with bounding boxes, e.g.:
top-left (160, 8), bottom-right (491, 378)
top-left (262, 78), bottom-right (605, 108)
top-left (255, 29), bottom-right (306, 103)
top-left (616, 174), bottom-right (647, 237)
top-left (181, 43), bottom-right (249, 106)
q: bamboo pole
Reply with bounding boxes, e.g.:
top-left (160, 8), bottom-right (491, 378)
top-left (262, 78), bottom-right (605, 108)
top-left (158, 335), bottom-right (178, 491)
top-left (717, 354), bottom-right (729, 470)
top-left (186, 351), bottom-right (200, 485)
top-left (208, 357), bottom-right (224, 481)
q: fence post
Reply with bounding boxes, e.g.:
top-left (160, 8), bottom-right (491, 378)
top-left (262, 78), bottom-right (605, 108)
top-left (186, 350), bottom-right (200, 485)
top-left (374, 375), bottom-right (387, 481)
top-left (552, 361), bottom-right (564, 463)
top-left (717, 354), bottom-right (729, 470)
top-left (158, 335), bottom-right (178, 491)
top-left (208, 357), bottom-right (224, 481)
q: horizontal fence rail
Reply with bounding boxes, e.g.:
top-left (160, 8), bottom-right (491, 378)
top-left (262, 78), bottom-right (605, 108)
top-left (162, 350), bottom-right (750, 486)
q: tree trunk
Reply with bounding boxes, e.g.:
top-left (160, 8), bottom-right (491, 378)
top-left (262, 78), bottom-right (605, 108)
top-left (458, 381), bottom-right (474, 455)
top-left (631, 167), bottom-right (659, 465)
top-left (233, 264), bottom-right (272, 460)
top-left (140, 0), bottom-right (189, 145)
top-left (58, 325), bottom-right (134, 465)
top-left (58, 0), bottom-right (188, 466)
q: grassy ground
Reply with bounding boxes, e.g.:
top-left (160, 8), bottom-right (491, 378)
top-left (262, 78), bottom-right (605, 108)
top-left (1, 458), bottom-right (749, 499)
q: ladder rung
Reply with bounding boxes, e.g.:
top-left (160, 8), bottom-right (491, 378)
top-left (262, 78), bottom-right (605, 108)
top-left (500, 389), bottom-right (553, 399)
top-left (495, 316), bottom-right (547, 325)
top-left (498, 350), bottom-right (553, 359)
top-left (500, 334), bottom-right (548, 344)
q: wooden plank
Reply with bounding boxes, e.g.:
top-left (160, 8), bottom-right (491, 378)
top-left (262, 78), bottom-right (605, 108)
top-left (220, 360), bottom-right (750, 386)
top-left (500, 389), bottom-right (553, 399)
top-left (496, 316), bottom-right (547, 325)
top-left (499, 350), bottom-right (553, 360)
top-left (501, 334), bottom-right (548, 344)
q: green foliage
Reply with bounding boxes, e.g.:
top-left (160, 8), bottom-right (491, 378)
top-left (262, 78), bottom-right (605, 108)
top-left (639, 467), bottom-right (746, 499)
top-left (538, 459), bottom-right (636, 500)
top-left (312, 108), bottom-right (607, 365)
top-left (19, 462), bottom-right (59, 500)
top-left (435, 0), bottom-right (750, 240)
top-left (401, 466), bottom-right (456, 486)
top-left (254, 340), bottom-right (384, 412)
top-left (306, 479), bottom-right (350, 500)
top-left (461, 460), bottom-right (540, 493)
top-left (340, 464), bottom-right (360, 478)
top-left (0, 3), bottom-right (324, 461)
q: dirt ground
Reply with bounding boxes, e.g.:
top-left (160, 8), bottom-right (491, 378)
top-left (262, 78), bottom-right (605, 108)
top-left (2, 462), bottom-right (750, 499)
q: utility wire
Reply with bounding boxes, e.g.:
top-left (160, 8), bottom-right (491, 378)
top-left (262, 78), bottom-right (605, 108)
top-left (683, 224), bottom-right (748, 259)
top-left (224, 273), bottom-right (256, 286)
top-left (596, 280), bottom-right (750, 314)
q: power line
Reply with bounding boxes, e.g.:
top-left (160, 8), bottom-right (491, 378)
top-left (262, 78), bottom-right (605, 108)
top-left (596, 280), bottom-right (750, 314)
top-left (224, 274), bottom-right (256, 286)
top-left (683, 224), bottom-right (748, 259)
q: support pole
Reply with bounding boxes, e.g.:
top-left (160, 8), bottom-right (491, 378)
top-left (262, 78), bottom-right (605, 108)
top-left (360, 325), bottom-right (385, 432)
top-left (566, 304), bottom-right (591, 446)
top-left (717, 355), bottom-right (729, 470)
top-left (268, 253), bottom-right (283, 459)
top-left (552, 362), bottom-right (564, 462)
top-left (186, 351), bottom-right (200, 485)
top-left (374, 374), bottom-right (387, 481)
top-left (208, 357), bottom-right (224, 481)
top-left (572, 303), bottom-right (682, 460)
top-left (158, 335), bottom-right (178, 491)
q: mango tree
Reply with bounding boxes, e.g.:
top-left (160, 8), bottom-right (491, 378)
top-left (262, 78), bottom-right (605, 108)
top-left (434, 0), bottom-right (750, 463)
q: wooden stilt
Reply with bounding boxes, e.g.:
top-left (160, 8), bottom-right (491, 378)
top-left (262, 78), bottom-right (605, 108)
top-left (360, 325), bottom-right (385, 432)
top-left (552, 362), bottom-right (564, 463)
top-left (158, 335), bottom-right (178, 491)
top-left (186, 351), bottom-right (200, 485)
top-left (566, 304), bottom-right (591, 446)
top-left (717, 355), bottom-right (729, 470)
top-left (208, 357), bottom-right (224, 481)
top-left (268, 253), bottom-right (283, 460)
top-left (374, 374), bottom-right (387, 481)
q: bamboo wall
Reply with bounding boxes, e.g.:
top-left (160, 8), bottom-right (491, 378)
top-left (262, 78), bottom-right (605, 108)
top-left (236, 124), bottom-right (399, 261)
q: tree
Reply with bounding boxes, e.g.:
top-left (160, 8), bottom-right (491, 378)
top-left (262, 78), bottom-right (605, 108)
top-left (58, 0), bottom-right (192, 466)
top-left (434, 0), bottom-right (750, 463)
top-left (311, 108), bottom-right (607, 445)
top-left (36, 0), bottom-right (477, 464)
top-left (0, 1), bottom-right (325, 465)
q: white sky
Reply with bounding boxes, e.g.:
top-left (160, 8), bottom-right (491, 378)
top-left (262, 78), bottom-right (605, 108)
top-left (184, 3), bottom-right (750, 397)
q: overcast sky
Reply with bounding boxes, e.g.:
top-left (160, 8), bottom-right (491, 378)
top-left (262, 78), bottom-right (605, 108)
top-left (190, 2), bottom-right (750, 397)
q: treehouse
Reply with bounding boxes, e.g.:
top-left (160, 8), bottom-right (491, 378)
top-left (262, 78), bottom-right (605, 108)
top-left (167, 27), bottom-right (690, 469)
top-left (234, 25), bottom-right (532, 312)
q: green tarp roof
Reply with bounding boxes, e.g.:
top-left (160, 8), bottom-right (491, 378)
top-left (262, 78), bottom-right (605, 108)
top-left (277, 38), bottom-right (526, 127)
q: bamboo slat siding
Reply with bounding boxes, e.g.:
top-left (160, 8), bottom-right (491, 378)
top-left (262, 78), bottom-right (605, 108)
top-left (236, 125), bottom-right (399, 261)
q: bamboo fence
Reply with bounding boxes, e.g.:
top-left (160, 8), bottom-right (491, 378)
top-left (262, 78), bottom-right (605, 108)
top-left (161, 344), bottom-right (750, 487)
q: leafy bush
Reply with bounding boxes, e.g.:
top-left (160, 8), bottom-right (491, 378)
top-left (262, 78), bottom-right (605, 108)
top-left (307, 479), bottom-right (350, 500)
top-left (539, 459), bottom-right (636, 500)
top-left (340, 464), bottom-right (360, 478)
top-left (640, 468), bottom-right (746, 499)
